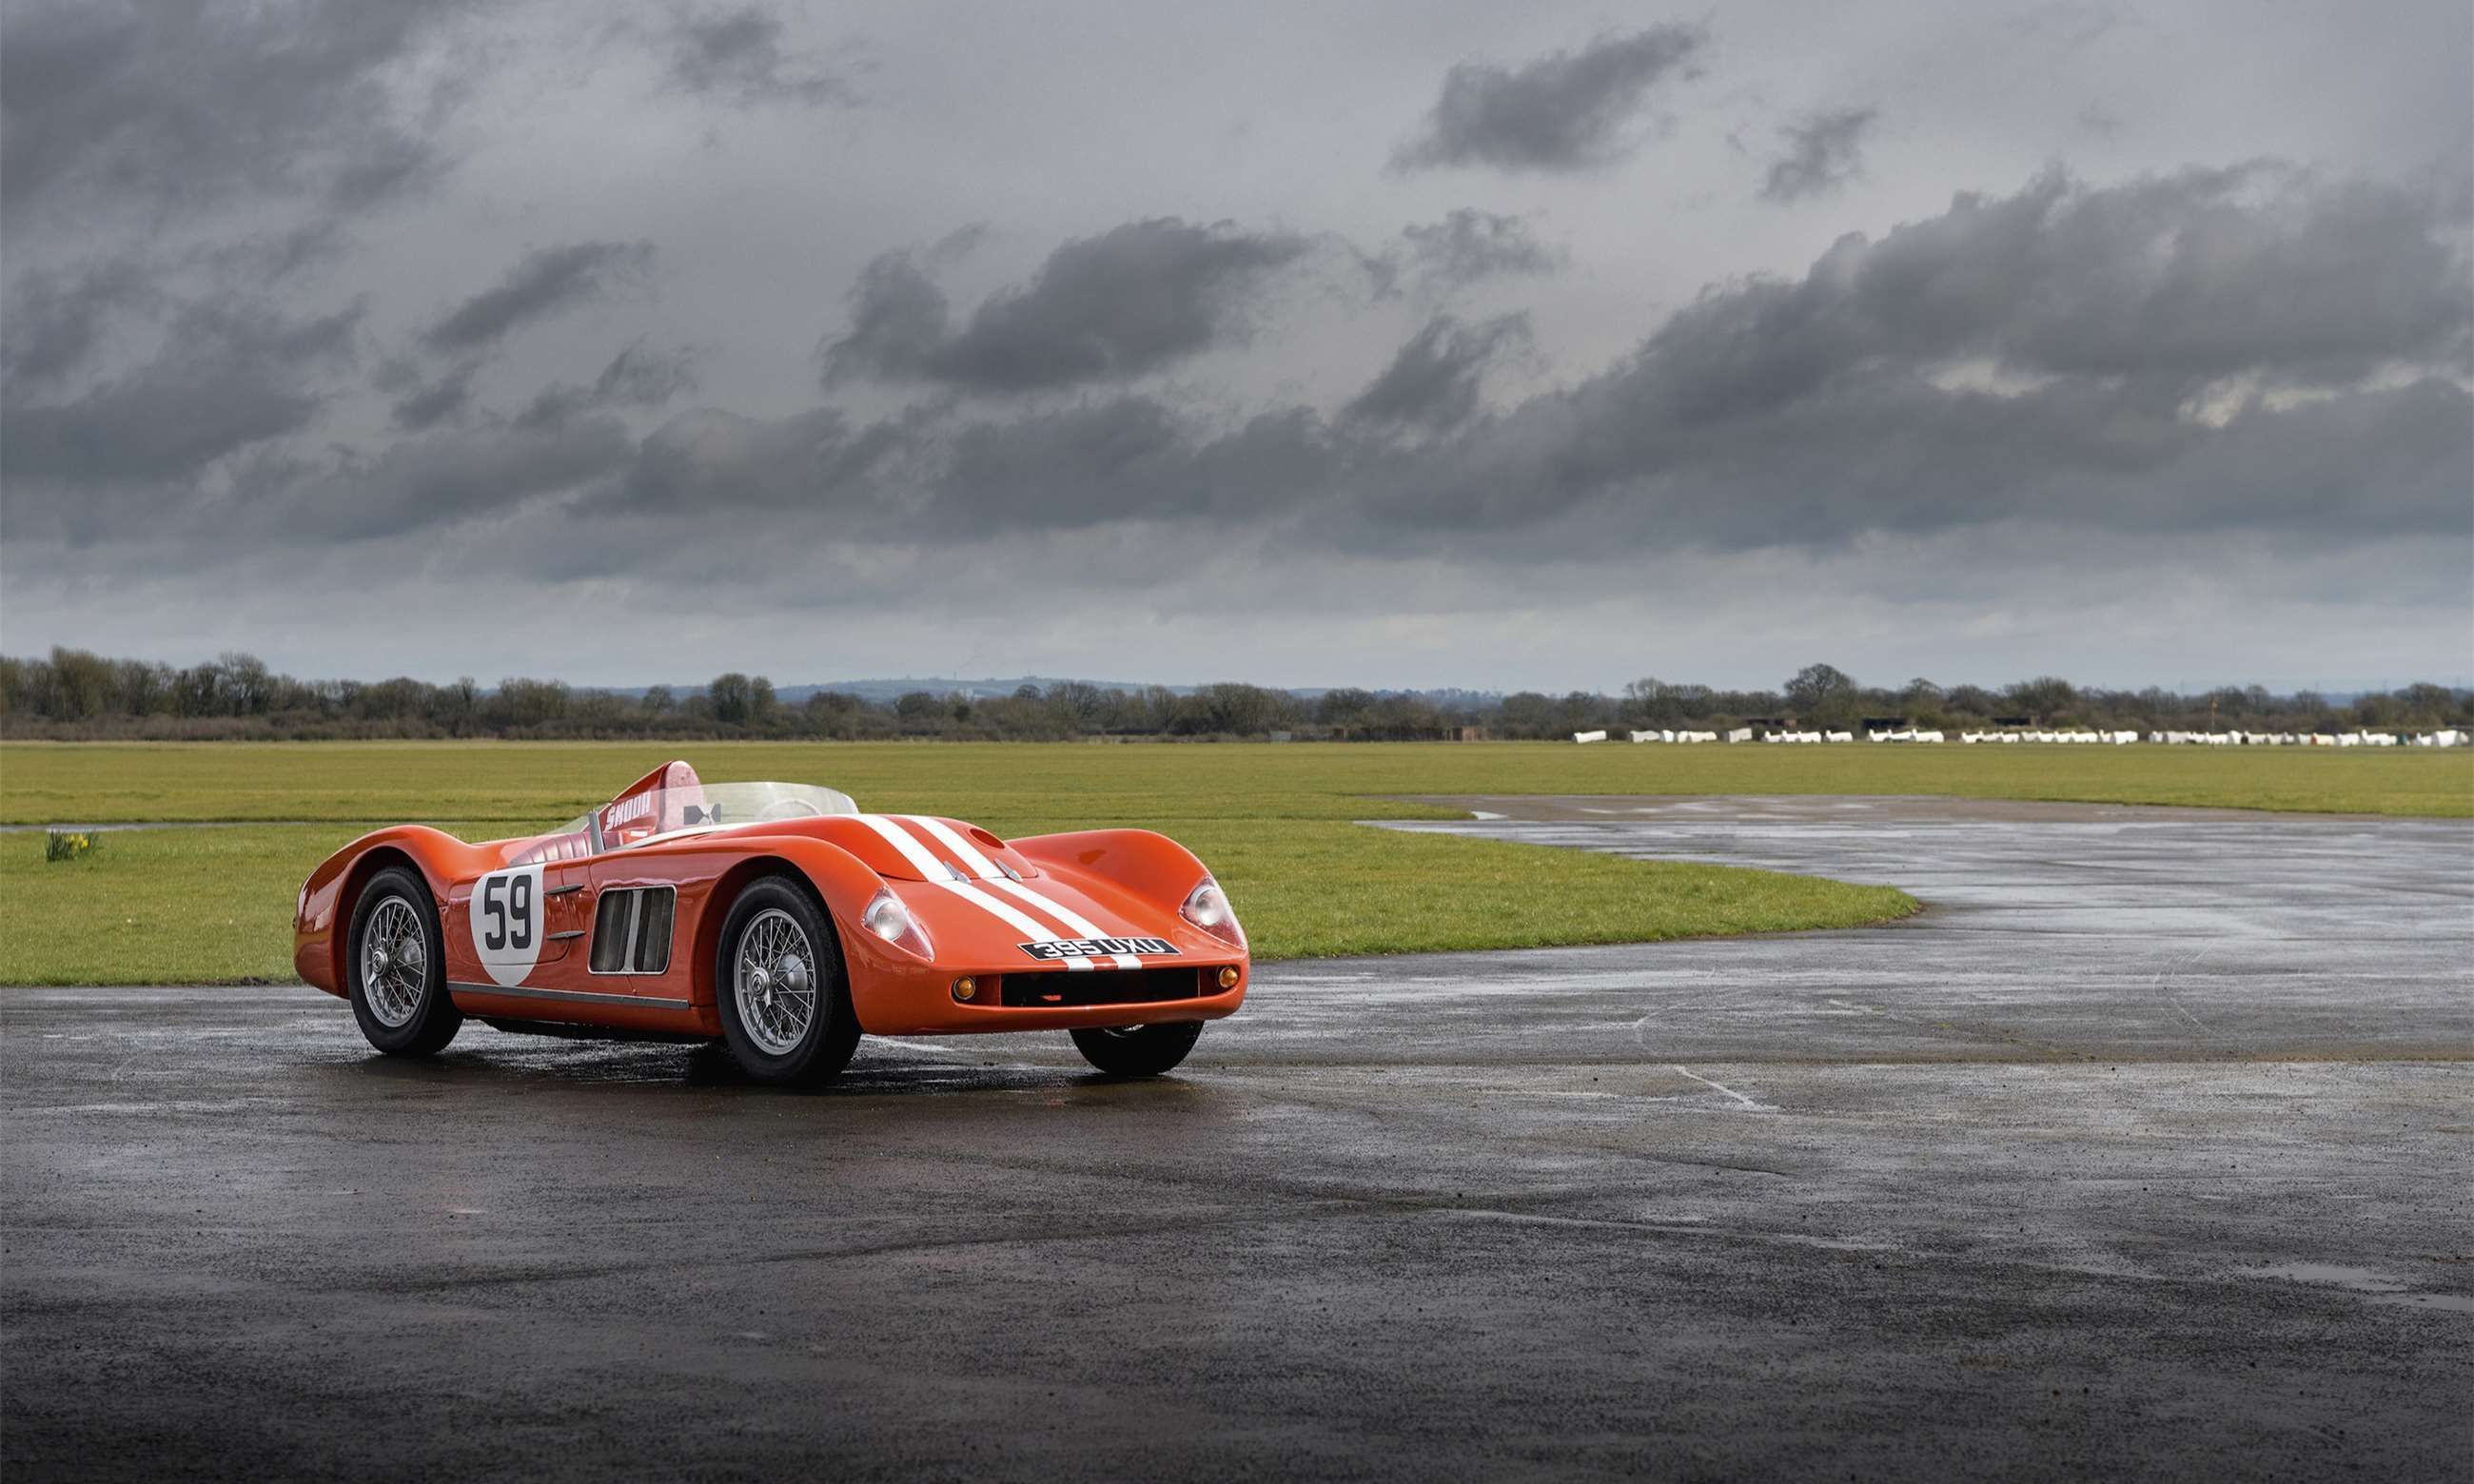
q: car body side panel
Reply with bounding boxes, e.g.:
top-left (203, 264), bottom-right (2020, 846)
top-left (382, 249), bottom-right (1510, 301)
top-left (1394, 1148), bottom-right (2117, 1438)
top-left (296, 817), bottom-right (1247, 1040)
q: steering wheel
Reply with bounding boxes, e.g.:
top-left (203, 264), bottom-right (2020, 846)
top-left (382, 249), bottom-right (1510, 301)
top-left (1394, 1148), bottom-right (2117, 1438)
top-left (756, 798), bottom-right (824, 821)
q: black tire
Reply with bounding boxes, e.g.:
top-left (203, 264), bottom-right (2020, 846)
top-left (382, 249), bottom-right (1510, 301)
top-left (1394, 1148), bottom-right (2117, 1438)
top-left (347, 867), bottom-right (462, 1056)
top-left (1070, 1021), bottom-right (1203, 1077)
top-left (714, 876), bottom-right (860, 1086)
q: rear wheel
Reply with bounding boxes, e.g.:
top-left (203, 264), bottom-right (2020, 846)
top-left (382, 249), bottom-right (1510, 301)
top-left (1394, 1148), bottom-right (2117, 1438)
top-left (715, 877), bottom-right (859, 1085)
top-left (1070, 1021), bottom-right (1203, 1077)
top-left (347, 867), bottom-right (461, 1056)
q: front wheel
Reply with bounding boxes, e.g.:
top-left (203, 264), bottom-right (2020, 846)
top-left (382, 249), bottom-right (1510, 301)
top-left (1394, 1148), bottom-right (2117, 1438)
top-left (1070, 1021), bottom-right (1203, 1077)
top-left (715, 877), bottom-right (860, 1085)
top-left (347, 867), bottom-right (462, 1056)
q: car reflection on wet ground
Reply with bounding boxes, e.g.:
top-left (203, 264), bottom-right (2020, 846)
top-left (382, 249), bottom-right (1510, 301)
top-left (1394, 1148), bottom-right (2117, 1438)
top-left (4, 795), bottom-right (2467, 1480)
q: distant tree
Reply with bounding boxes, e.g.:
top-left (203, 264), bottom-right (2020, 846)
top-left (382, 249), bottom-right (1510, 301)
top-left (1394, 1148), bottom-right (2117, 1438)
top-left (219, 652), bottom-right (272, 715)
top-left (498, 677), bottom-right (571, 728)
top-left (2397, 682), bottom-right (2454, 723)
top-left (748, 676), bottom-right (776, 724)
top-left (49, 647), bottom-right (115, 720)
top-left (2004, 675), bottom-right (2077, 721)
top-left (894, 691), bottom-right (944, 723)
top-left (1500, 692), bottom-right (1555, 736)
top-left (1783, 663), bottom-right (1858, 720)
top-left (1316, 688), bottom-right (1377, 727)
top-left (709, 673), bottom-right (753, 725)
top-left (1044, 680), bottom-right (1109, 732)
top-left (640, 684), bottom-right (675, 716)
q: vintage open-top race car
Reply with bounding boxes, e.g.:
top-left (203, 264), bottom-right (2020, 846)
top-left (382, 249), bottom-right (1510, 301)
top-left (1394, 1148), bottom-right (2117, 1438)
top-left (293, 761), bottom-right (1247, 1083)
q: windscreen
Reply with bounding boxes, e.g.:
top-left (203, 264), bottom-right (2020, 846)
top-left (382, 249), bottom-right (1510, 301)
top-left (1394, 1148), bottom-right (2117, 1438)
top-left (600, 781), bottom-right (858, 849)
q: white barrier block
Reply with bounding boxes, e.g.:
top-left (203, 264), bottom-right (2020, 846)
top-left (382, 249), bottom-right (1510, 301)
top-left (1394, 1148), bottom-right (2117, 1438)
top-left (1573, 730), bottom-right (1606, 745)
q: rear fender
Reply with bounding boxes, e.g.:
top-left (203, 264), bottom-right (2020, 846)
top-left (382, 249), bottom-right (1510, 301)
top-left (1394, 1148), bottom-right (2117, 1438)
top-left (294, 826), bottom-right (499, 998)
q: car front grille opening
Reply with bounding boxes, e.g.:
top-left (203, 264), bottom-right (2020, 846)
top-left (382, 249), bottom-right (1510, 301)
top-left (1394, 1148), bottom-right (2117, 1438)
top-left (998, 966), bottom-right (1205, 1007)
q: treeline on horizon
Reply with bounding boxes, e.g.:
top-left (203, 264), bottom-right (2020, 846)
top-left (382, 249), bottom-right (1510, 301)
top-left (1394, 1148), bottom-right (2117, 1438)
top-left (2, 650), bottom-right (2467, 743)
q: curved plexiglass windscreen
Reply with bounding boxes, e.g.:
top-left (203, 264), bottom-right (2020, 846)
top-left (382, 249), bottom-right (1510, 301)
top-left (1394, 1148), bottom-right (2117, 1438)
top-left (599, 781), bottom-right (858, 849)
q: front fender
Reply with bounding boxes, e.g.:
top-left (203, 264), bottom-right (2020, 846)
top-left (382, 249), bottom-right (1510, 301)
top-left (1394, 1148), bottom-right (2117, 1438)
top-left (623, 833), bottom-right (913, 1034)
top-left (1008, 828), bottom-right (1212, 913)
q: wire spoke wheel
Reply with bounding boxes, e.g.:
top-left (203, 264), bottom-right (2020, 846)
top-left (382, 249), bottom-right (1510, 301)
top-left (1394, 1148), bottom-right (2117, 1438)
top-left (734, 907), bottom-right (817, 1056)
top-left (360, 894), bottom-right (428, 1027)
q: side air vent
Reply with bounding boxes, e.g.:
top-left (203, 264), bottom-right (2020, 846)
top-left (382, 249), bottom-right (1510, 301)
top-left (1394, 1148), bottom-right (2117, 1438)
top-left (589, 887), bottom-right (677, 975)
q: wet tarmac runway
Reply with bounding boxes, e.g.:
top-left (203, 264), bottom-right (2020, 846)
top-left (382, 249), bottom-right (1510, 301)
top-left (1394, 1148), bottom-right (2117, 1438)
top-left (5, 797), bottom-right (2469, 1480)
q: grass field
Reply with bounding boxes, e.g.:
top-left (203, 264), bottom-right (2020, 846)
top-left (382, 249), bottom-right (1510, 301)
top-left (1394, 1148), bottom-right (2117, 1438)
top-left (3, 739), bottom-right (2464, 986)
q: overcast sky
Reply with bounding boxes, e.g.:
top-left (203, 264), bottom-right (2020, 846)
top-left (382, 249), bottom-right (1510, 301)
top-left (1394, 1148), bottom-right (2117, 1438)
top-left (3, 0), bottom-right (2468, 692)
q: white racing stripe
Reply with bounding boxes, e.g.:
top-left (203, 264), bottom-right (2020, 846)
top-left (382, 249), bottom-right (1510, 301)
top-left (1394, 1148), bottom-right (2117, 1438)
top-left (853, 814), bottom-right (1092, 971)
top-left (898, 815), bottom-right (1146, 970)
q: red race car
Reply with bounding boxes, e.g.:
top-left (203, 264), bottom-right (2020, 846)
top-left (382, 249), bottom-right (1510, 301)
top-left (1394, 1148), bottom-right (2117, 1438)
top-left (292, 761), bottom-right (1247, 1084)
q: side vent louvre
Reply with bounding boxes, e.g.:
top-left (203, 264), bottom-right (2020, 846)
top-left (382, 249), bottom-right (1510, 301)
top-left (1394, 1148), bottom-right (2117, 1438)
top-left (588, 888), bottom-right (677, 975)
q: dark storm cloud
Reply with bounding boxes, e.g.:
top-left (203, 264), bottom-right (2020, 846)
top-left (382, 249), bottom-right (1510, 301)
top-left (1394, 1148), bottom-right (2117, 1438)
top-left (825, 218), bottom-right (1310, 392)
top-left (1364, 166), bottom-right (2472, 545)
top-left (654, 166), bottom-right (2467, 556)
top-left (666, 5), bottom-right (852, 107)
top-left (1761, 107), bottom-right (1876, 202)
top-left (0, 298), bottom-right (361, 488)
top-left (1643, 165), bottom-right (2470, 392)
top-left (0, 259), bottom-right (155, 386)
top-left (520, 342), bottom-right (701, 427)
top-left (0, 0), bottom-right (471, 225)
top-left (389, 362), bottom-right (481, 431)
top-left (20, 165), bottom-right (2466, 587)
top-left (423, 242), bottom-right (656, 354)
top-left (262, 417), bottom-right (635, 543)
top-left (1392, 26), bottom-right (1706, 173)
top-left (1343, 314), bottom-right (1531, 431)
top-left (1371, 210), bottom-right (1564, 297)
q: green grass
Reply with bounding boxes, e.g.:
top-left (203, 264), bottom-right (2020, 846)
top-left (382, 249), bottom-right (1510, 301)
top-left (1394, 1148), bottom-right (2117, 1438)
top-left (4, 738), bottom-right (2468, 825)
top-left (4, 737), bottom-right (2464, 986)
top-left (0, 817), bottom-right (1913, 985)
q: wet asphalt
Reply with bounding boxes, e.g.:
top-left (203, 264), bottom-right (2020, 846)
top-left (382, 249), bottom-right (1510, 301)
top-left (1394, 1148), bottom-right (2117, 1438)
top-left (4, 796), bottom-right (2470, 1481)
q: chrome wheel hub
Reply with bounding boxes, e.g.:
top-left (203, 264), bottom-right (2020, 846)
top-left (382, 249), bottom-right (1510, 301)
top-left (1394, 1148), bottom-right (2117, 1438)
top-left (734, 908), bottom-right (819, 1056)
top-left (361, 896), bottom-right (427, 1028)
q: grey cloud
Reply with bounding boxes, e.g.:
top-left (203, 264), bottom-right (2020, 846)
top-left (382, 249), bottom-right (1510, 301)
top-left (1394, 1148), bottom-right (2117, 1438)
top-left (28, 166), bottom-right (2467, 590)
top-left (668, 6), bottom-right (851, 107)
top-left (1, 298), bottom-right (360, 489)
top-left (826, 218), bottom-right (1310, 392)
top-left (0, 0), bottom-right (472, 225)
top-left (390, 362), bottom-right (479, 430)
top-left (423, 242), bottom-right (655, 355)
top-left (1, 259), bottom-right (155, 385)
top-left (260, 417), bottom-right (634, 544)
top-left (1344, 314), bottom-right (1530, 431)
top-left (520, 342), bottom-right (700, 426)
top-left (1369, 166), bottom-right (2471, 546)
top-left (1376, 210), bottom-right (1563, 297)
top-left (1761, 107), bottom-right (1876, 202)
top-left (1393, 27), bottom-right (1706, 172)
top-left (1638, 165), bottom-right (2470, 398)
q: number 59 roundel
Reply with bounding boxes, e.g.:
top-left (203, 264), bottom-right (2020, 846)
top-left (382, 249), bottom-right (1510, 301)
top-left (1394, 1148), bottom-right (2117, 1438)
top-left (469, 863), bottom-right (544, 986)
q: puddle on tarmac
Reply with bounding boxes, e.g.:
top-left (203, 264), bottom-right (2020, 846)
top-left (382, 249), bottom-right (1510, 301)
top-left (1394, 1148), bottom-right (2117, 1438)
top-left (2251, 1261), bottom-right (2474, 1314)
top-left (2255, 1262), bottom-right (2411, 1292)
